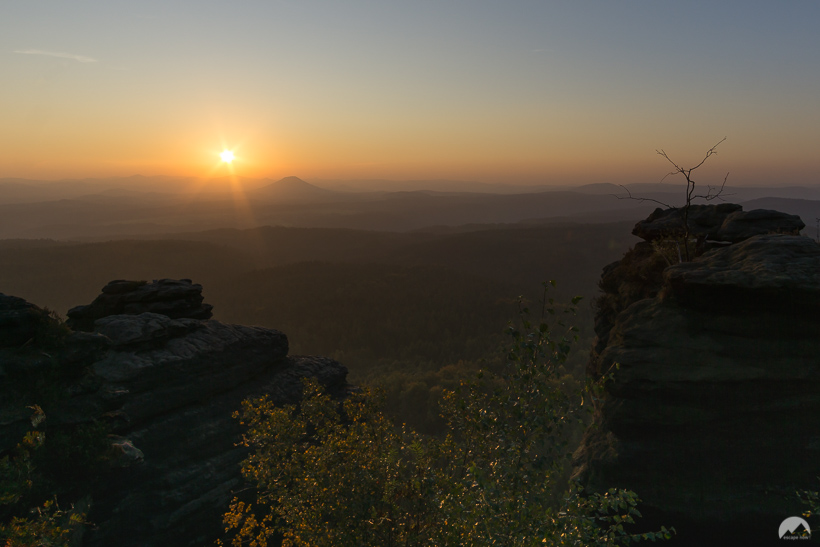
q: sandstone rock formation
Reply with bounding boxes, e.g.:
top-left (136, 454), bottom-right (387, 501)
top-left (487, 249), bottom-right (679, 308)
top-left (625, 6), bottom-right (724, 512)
top-left (631, 203), bottom-right (804, 243)
top-left (1, 280), bottom-right (349, 547)
top-left (66, 278), bottom-right (214, 332)
top-left (0, 293), bottom-right (48, 347)
top-left (576, 206), bottom-right (820, 545)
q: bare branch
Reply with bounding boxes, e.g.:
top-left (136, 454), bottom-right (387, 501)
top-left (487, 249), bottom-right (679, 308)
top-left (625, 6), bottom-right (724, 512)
top-left (692, 172), bottom-right (730, 201)
top-left (623, 138), bottom-right (730, 262)
top-left (658, 169), bottom-right (678, 184)
top-left (657, 137), bottom-right (726, 182)
top-left (656, 149), bottom-right (685, 176)
top-left (611, 185), bottom-right (673, 209)
top-left (688, 137), bottom-right (726, 172)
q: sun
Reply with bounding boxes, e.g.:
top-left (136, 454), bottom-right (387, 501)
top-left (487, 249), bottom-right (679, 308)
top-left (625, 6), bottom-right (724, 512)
top-left (220, 150), bottom-right (235, 163)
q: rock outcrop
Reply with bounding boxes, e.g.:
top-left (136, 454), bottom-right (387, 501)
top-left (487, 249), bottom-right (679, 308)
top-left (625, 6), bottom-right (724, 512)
top-left (1, 280), bottom-right (349, 547)
top-left (576, 205), bottom-right (820, 545)
top-left (66, 278), bottom-right (214, 332)
top-left (0, 293), bottom-right (109, 378)
top-left (0, 293), bottom-right (49, 347)
top-left (631, 204), bottom-right (804, 243)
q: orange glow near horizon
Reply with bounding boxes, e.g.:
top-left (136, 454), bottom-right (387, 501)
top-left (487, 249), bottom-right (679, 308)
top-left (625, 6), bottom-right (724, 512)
top-left (0, 91), bottom-right (818, 187)
top-left (172, 143), bottom-right (259, 229)
top-left (2, 4), bottom-right (819, 187)
top-left (3, 127), bottom-right (820, 188)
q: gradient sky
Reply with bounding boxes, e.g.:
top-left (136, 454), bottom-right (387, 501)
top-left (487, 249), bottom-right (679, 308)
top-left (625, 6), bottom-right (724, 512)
top-left (3, 1), bottom-right (819, 186)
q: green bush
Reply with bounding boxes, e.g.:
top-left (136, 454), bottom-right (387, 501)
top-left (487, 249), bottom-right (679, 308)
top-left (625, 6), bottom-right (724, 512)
top-left (800, 485), bottom-right (820, 520)
top-left (0, 498), bottom-right (84, 547)
top-left (0, 407), bottom-right (87, 547)
top-left (221, 283), bottom-right (673, 546)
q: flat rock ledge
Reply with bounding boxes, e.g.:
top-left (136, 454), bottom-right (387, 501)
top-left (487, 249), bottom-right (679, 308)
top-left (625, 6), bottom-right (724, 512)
top-left (632, 204), bottom-right (804, 243)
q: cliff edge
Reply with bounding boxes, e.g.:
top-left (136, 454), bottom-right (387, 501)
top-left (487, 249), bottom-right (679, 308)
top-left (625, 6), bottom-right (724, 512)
top-left (575, 206), bottom-right (818, 544)
top-left (1, 279), bottom-right (348, 547)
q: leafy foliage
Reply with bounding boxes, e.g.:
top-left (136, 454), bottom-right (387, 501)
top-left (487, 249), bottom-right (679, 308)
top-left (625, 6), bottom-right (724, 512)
top-left (800, 484), bottom-right (820, 521)
top-left (0, 498), bottom-right (85, 547)
top-left (0, 407), bottom-right (87, 547)
top-left (0, 307), bottom-right (105, 547)
top-left (221, 283), bottom-right (673, 546)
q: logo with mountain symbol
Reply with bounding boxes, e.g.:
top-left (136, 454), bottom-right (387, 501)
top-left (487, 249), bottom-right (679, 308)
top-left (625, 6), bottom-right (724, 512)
top-left (780, 516), bottom-right (811, 540)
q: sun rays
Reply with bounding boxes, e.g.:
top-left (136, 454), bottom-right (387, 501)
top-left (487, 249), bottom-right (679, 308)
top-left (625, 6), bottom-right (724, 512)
top-left (177, 141), bottom-right (259, 230)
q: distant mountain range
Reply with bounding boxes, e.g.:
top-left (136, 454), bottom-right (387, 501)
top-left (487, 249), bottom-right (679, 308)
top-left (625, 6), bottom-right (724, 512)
top-left (0, 175), bottom-right (818, 240)
top-left (3, 175), bottom-right (820, 202)
top-left (311, 178), bottom-right (553, 194)
top-left (248, 176), bottom-right (328, 199)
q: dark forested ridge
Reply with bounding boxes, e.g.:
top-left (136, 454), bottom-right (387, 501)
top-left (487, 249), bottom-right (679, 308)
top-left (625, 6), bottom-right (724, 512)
top-left (0, 187), bottom-right (655, 238)
top-left (214, 261), bottom-right (518, 363)
top-left (0, 222), bottom-right (634, 426)
top-left (2, 177), bottom-right (817, 240)
top-left (0, 221), bottom-right (636, 318)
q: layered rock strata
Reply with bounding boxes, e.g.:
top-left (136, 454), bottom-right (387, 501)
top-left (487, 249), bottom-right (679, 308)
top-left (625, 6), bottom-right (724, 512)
top-left (1, 281), bottom-right (348, 547)
top-left (66, 278), bottom-right (214, 332)
top-left (576, 206), bottom-right (819, 545)
top-left (631, 204), bottom-right (804, 243)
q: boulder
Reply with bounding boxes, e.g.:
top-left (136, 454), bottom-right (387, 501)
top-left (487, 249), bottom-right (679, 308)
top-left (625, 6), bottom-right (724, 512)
top-left (67, 279), bottom-right (213, 332)
top-left (631, 203), bottom-right (741, 242)
top-left (577, 209), bottom-right (820, 545)
top-left (631, 203), bottom-right (804, 244)
top-left (714, 209), bottom-right (804, 243)
top-left (0, 293), bottom-right (48, 348)
top-left (1, 284), bottom-right (350, 547)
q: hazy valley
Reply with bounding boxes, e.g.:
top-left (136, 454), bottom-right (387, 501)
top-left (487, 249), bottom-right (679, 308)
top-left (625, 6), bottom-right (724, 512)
top-left (2, 175), bottom-right (818, 380)
top-left (2, 176), bottom-right (819, 546)
top-left (2, 176), bottom-right (819, 239)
